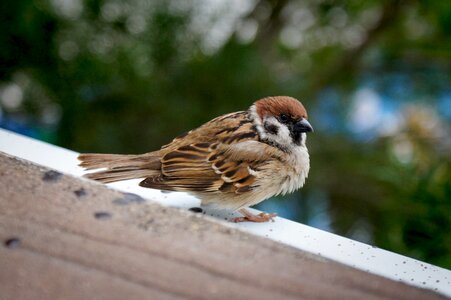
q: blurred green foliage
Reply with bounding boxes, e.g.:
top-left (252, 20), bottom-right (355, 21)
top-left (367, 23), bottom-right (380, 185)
top-left (1, 0), bottom-right (450, 268)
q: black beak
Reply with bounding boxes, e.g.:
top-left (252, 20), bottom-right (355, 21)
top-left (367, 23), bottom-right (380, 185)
top-left (294, 118), bottom-right (314, 133)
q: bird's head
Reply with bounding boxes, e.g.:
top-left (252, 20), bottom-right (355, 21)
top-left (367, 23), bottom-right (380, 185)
top-left (250, 96), bottom-right (313, 151)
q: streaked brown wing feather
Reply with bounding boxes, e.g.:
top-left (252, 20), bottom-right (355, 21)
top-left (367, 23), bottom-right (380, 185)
top-left (161, 111), bottom-right (254, 148)
top-left (139, 111), bottom-right (261, 194)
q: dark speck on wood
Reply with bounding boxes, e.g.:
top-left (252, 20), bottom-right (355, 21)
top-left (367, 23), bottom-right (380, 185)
top-left (4, 237), bottom-right (21, 249)
top-left (42, 170), bottom-right (63, 182)
top-left (74, 188), bottom-right (87, 198)
top-left (94, 211), bottom-right (112, 220)
top-left (112, 193), bottom-right (145, 205)
top-left (189, 207), bottom-right (203, 213)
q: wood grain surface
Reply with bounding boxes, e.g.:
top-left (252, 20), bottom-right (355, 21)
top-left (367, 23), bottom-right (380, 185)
top-left (0, 152), bottom-right (447, 300)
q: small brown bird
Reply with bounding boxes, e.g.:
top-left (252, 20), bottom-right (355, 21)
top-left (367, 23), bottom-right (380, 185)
top-left (78, 96), bottom-right (313, 222)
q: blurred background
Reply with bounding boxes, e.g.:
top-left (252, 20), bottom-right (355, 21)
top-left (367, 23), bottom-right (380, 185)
top-left (1, 0), bottom-right (450, 268)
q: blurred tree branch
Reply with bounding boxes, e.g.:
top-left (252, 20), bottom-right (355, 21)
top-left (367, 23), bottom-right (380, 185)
top-left (307, 0), bottom-right (405, 97)
top-left (252, 0), bottom-right (289, 46)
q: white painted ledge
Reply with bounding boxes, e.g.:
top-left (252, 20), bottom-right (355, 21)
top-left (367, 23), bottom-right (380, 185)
top-left (0, 128), bottom-right (450, 297)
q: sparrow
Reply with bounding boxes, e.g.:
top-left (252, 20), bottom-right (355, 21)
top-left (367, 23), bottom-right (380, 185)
top-left (78, 96), bottom-right (313, 222)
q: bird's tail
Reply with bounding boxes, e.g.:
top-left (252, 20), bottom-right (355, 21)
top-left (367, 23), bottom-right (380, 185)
top-left (78, 153), bottom-right (161, 183)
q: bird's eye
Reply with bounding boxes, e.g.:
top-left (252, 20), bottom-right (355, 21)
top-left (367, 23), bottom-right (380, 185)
top-left (280, 114), bottom-right (289, 122)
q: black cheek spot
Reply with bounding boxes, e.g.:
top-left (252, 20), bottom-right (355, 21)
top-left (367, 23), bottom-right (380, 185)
top-left (42, 170), bottom-right (62, 182)
top-left (264, 123), bottom-right (279, 135)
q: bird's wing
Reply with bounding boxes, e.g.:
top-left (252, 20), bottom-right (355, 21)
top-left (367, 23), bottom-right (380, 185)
top-left (139, 112), bottom-right (270, 194)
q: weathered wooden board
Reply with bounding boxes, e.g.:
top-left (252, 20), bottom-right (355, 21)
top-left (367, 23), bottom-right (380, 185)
top-left (0, 152), bottom-right (446, 300)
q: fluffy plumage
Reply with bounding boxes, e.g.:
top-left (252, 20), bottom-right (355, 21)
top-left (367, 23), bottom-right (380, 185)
top-left (78, 96), bottom-right (313, 222)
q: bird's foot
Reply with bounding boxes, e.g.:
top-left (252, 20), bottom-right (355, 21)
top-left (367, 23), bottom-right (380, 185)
top-left (232, 209), bottom-right (277, 223)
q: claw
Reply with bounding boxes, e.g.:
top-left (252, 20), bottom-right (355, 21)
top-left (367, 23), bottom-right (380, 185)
top-left (232, 209), bottom-right (277, 223)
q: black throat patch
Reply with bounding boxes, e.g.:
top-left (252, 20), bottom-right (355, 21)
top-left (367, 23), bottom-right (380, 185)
top-left (291, 129), bottom-right (303, 146)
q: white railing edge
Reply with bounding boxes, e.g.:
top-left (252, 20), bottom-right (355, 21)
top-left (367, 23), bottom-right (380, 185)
top-left (0, 128), bottom-right (449, 297)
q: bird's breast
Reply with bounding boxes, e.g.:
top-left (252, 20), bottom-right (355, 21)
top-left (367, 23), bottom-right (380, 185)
top-left (277, 145), bottom-right (310, 195)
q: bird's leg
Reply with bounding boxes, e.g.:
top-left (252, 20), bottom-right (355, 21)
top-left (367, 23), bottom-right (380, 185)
top-left (232, 208), bottom-right (277, 223)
